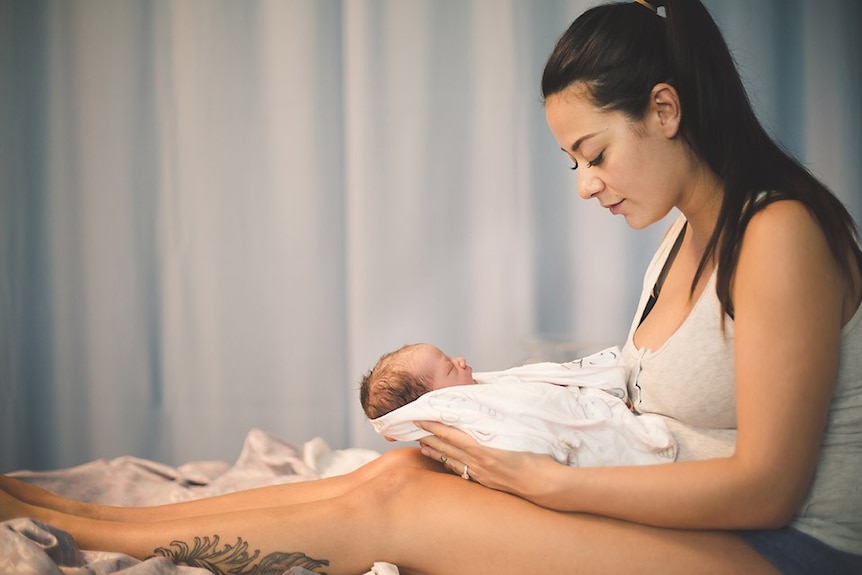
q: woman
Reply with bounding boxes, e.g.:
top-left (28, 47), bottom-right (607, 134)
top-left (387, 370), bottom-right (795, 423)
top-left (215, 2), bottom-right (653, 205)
top-left (3, 1), bottom-right (861, 573)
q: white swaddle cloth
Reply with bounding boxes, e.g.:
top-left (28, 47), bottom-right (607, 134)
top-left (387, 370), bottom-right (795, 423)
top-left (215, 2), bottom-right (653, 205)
top-left (370, 347), bottom-right (677, 466)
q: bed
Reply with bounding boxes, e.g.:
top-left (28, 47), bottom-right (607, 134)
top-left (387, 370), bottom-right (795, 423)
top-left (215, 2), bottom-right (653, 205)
top-left (1, 428), bottom-right (400, 575)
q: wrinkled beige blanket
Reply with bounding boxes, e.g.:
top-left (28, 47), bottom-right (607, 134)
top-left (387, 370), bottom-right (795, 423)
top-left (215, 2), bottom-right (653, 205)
top-left (1, 429), bottom-right (398, 575)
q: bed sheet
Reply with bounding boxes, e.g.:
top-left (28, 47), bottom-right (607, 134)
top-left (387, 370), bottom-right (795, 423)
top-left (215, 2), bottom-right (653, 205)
top-left (1, 428), bottom-right (398, 575)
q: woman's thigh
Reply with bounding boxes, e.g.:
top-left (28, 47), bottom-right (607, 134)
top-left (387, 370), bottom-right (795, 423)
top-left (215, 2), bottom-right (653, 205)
top-left (371, 467), bottom-right (779, 575)
top-left (0, 448), bottom-right (435, 522)
top-left (142, 448), bottom-right (440, 519)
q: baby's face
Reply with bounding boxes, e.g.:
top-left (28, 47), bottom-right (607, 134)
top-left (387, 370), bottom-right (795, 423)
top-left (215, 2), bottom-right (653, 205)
top-left (410, 344), bottom-right (476, 390)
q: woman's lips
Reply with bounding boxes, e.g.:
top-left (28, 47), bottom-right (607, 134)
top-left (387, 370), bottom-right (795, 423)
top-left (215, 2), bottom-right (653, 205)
top-left (607, 200), bottom-right (624, 215)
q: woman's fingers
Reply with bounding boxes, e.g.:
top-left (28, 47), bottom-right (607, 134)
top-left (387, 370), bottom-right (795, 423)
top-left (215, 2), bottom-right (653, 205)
top-left (416, 419), bottom-right (561, 496)
top-left (416, 420), bottom-right (470, 444)
top-left (417, 437), bottom-right (467, 478)
top-left (435, 452), bottom-right (471, 481)
top-left (415, 421), bottom-right (474, 457)
top-left (415, 421), bottom-right (475, 480)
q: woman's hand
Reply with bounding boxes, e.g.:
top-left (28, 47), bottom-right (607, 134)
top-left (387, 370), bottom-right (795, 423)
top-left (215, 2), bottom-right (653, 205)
top-left (415, 420), bottom-right (562, 503)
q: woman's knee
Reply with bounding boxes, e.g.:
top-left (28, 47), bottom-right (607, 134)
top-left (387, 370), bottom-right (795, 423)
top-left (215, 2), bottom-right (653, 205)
top-left (355, 448), bottom-right (438, 481)
top-left (349, 460), bottom-right (439, 511)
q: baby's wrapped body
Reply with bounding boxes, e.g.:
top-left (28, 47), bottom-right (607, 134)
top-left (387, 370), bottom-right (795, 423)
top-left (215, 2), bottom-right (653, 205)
top-left (372, 347), bottom-right (677, 467)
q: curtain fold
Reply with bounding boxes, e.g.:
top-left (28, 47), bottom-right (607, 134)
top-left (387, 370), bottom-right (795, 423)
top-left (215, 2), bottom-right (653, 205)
top-left (2, 0), bottom-right (859, 471)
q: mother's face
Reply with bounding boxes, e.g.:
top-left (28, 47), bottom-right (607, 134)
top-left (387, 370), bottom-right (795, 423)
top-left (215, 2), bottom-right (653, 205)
top-left (544, 84), bottom-right (690, 230)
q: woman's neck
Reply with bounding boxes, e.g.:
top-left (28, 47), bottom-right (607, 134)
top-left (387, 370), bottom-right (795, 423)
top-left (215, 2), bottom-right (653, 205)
top-left (676, 164), bottom-right (724, 257)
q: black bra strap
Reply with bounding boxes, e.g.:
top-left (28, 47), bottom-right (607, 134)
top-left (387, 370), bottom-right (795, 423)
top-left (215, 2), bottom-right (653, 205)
top-left (638, 222), bottom-right (687, 326)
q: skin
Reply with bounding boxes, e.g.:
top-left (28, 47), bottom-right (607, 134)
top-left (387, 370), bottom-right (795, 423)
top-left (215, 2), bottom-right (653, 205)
top-left (409, 344), bottom-right (477, 391)
top-left (3, 82), bottom-right (859, 574)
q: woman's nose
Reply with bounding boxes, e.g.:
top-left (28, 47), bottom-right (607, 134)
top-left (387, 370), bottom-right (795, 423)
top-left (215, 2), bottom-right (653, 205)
top-left (577, 170), bottom-right (604, 200)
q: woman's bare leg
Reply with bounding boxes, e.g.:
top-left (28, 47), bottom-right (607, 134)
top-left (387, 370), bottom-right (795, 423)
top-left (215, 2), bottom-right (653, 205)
top-left (0, 486), bottom-right (373, 575)
top-left (0, 448), bottom-right (437, 522)
top-left (3, 463), bottom-right (779, 575)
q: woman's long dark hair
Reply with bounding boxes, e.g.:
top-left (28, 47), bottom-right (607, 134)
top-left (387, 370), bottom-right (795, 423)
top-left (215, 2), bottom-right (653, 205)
top-left (542, 0), bottom-right (861, 318)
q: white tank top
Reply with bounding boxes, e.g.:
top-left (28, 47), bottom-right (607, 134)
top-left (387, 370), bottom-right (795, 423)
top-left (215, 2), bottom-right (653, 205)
top-left (621, 214), bottom-right (862, 554)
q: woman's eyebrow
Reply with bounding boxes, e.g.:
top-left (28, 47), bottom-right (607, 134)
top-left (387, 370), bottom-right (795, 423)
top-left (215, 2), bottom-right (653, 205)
top-left (565, 131), bottom-right (602, 154)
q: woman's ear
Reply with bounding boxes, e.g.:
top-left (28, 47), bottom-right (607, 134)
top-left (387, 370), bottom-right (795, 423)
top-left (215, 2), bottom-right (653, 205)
top-left (650, 82), bottom-right (681, 138)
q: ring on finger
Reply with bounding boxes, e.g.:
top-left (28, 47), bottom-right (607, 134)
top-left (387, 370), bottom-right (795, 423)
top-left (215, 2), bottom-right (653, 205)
top-left (439, 454), bottom-right (448, 464)
top-left (461, 464), bottom-right (470, 481)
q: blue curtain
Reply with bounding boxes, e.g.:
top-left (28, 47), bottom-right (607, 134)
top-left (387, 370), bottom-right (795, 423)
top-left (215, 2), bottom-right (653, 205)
top-left (2, 0), bottom-right (860, 472)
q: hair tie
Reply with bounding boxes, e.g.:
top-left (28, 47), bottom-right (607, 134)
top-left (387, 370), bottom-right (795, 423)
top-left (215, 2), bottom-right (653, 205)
top-left (633, 0), bottom-right (657, 12)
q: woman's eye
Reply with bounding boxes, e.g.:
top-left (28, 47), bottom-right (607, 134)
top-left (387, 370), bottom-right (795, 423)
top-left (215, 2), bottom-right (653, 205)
top-left (568, 157), bottom-right (579, 171)
top-left (586, 151), bottom-right (605, 168)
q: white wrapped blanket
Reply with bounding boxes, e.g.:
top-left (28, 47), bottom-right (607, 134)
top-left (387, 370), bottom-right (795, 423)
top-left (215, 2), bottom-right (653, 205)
top-left (371, 347), bottom-right (677, 466)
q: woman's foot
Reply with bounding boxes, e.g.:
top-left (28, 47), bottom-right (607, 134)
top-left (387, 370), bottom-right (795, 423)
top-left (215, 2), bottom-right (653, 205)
top-left (0, 474), bottom-right (86, 517)
top-left (0, 474), bottom-right (49, 504)
top-left (0, 487), bottom-right (36, 522)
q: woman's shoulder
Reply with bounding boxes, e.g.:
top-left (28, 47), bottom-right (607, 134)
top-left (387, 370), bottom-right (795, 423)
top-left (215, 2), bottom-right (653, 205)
top-left (743, 197), bottom-right (824, 248)
top-left (740, 198), bottom-right (837, 277)
top-left (736, 197), bottom-right (852, 316)
top-left (735, 198), bottom-right (836, 290)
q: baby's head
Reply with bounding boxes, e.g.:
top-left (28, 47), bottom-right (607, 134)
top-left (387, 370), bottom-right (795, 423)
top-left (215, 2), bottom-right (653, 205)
top-left (360, 343), bottom-right (475, 419)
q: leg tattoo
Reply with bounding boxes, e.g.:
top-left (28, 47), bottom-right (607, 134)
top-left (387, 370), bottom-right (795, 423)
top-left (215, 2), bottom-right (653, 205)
top-left (150, 534), bottom-right (330, 575)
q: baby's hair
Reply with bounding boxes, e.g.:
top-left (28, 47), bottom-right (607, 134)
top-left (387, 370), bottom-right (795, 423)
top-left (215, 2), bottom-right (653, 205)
top-left (360, 344), bottom-right (434, 419)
